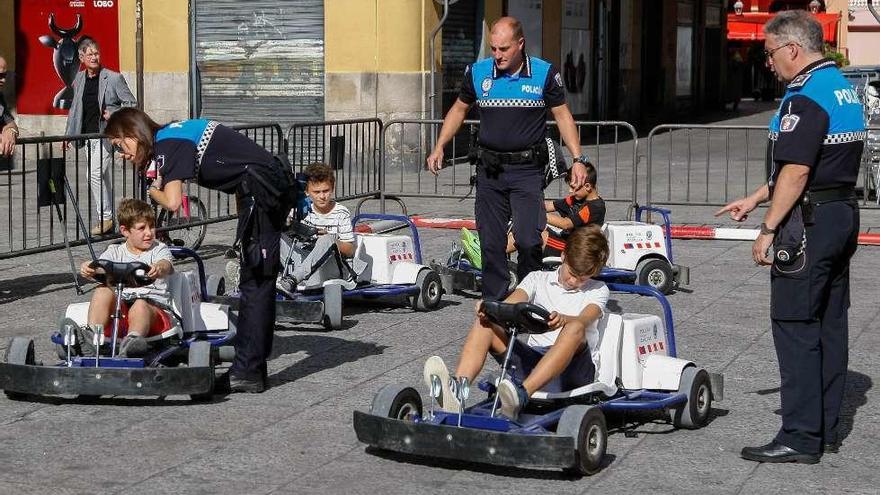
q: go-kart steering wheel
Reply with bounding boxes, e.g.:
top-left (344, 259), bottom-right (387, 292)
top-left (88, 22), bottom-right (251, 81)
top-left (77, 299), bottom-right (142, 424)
top-left (287, 222), bottom-right (320, 244)
top-left (480, 301), bottom-right (551, 334)
top-left (88, 259), bottom-right (155, 288)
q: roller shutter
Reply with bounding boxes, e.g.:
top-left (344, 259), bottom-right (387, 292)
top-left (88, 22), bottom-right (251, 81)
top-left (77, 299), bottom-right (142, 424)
top-left (193, 0), bottom-right (324, 124)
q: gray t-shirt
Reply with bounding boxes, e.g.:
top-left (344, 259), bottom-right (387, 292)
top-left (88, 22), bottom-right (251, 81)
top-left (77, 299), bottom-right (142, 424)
top-left (98, 241), bottom-right (174, 303)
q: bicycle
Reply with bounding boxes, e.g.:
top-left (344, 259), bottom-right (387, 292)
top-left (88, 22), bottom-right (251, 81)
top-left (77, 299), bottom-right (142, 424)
top-left (143, 161), bottom-right (208, 251)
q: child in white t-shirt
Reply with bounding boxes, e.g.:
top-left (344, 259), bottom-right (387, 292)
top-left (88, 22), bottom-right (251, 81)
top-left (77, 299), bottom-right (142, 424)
top-left (424, 226), bottom-right (610, 419)
top-left (79, 199), bottom-right (174, 357)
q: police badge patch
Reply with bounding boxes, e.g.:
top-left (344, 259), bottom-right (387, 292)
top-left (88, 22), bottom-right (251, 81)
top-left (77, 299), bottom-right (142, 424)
top-left (481, 77), bottom-right (493, 95)
top-left (554, 72), bottom-right (564, 87)
top-left (780, 114), bottom-right (800, 132)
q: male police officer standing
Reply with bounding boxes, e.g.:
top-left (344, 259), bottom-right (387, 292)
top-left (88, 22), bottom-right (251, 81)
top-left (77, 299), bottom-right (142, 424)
top-left (427, 16), bottom-right (589, 301)
top-left (717, 11), bottom-right (864, 463)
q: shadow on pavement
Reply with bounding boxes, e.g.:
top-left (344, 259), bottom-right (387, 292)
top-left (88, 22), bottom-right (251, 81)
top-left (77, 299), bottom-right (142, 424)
top-left (0, 272), bottom-right (84, 305)
top-left (267, 334), bottom-right (388, 386)
top-left (364, 446), bottom-right (617, 480)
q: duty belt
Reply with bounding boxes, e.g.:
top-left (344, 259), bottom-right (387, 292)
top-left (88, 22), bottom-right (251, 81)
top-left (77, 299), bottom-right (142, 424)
top-left (805, 185), bottom-right (855, 204)
top-left (479, 147), bottom-right (535, 165)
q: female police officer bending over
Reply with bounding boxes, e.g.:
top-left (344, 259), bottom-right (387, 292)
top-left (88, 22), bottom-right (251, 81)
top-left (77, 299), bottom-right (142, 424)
top-left (106, 107), bottom-right (294, 393)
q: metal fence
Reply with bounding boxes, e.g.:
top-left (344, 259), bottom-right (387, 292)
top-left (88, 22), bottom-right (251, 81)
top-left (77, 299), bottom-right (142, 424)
top-left (645, 124), bottom-right (880, 209)
top-left (0, 123), bottom-right (284, 259)
top-left (381, 119), bottom-right (639, 204)
top-left (286, 119), bottom-right (383, 202)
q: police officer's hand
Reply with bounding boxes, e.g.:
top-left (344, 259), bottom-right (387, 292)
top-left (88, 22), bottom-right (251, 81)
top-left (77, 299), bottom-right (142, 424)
top-left (426, 149), bottom-right (445, 176)
top-left (752, 233), bottom-right (774, 266)
top-left (715, 196), bottom-right (757, 222)
top-left (569, 162), bottom-right (587, 190)
top-left (0, 128), bottom-right (16, 156)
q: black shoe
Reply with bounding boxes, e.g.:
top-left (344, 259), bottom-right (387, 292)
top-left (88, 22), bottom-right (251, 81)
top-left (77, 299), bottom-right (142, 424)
top-left (229, 374), bottom-right (266, 394)
top-left (740, 441), bottom-right (820, 464)
top-left (823, 442), bottom-right (840, 454)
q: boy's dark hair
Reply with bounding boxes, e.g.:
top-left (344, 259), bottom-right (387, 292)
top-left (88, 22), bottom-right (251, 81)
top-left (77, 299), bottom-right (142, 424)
top-left (303, 163), bottom-right (336, 187)
top-left (571, 162), bottom-right (598, 188)
top-left (563, 225), bottom-right (609, 277)
top-left (117, 198), bottom-right (156, 228)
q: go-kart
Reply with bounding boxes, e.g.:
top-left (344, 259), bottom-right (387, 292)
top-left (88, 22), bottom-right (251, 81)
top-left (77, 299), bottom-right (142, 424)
top-left (0, 247), bottom-right (235, 401)
top-left (433, 205), bottom-right (689, 295)
top-left (215, 213), bottom-right (444, 330)
top-left (353, 283), bottom-right (722, 475)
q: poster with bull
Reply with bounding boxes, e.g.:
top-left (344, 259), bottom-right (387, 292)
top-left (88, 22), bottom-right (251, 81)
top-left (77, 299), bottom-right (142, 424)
top-left (15, 0), bottom-right (119, 115)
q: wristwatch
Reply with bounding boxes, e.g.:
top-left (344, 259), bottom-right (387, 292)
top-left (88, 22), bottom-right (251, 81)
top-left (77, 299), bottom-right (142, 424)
top-left (759, 222), bottom-right (777, 235)
top-left (572, 155), bottom-right (590, 165)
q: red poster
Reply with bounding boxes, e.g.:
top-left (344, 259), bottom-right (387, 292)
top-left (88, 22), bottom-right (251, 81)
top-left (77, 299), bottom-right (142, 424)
top-left (15, 0), bottom-right (120, 115)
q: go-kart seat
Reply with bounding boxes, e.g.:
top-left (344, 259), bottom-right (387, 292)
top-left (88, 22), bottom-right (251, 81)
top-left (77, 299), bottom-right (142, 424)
top-left (530, 313), bottom-right (623, 401)
top-left (165, 271), bottom-right (231, 334)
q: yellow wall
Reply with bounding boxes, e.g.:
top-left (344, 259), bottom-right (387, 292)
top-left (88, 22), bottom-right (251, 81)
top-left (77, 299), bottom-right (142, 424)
top-left (326, 0), bottom-right (438, 72)
top-left (118, 0), bottom-right (188, 73)
top-left (0, 0), bottom-right (14, 69)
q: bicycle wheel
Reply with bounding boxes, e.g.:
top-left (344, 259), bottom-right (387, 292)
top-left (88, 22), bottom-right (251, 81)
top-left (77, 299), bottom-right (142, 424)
top-left (157, 196), bottom-right (208, 251)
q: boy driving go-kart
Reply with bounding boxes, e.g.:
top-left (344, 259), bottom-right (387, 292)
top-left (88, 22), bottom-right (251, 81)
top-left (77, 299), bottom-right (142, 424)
top-left (425, 226), bottom-right (609, 419)
top-left (277, 163), bottom-right (362, 294)
top-left (78, 198), bottom-right (174, 357)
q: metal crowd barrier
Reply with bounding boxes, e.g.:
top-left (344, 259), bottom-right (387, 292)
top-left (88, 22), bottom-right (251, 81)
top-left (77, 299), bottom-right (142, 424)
top-left (645, 124), bottom-right (880, 209)
top-left (286, 119), bottom-right (383, 202)
top-left (381, 119), bottom-right (639, 205)
top-left (0, 122), bottom-right (285, 259)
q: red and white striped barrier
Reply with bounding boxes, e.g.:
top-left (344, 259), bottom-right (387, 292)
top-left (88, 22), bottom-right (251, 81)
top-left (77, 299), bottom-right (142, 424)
top-left (408, 215), bottom-right (880, 246)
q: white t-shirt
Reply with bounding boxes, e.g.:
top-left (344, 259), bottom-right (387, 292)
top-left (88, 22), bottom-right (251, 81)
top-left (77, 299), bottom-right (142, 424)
top-left (516, 268), bottom-right (609, 355)
top-left (302, 203), bottom-right (354, 243)
top-left (98, 241), bottom-right (174, 303)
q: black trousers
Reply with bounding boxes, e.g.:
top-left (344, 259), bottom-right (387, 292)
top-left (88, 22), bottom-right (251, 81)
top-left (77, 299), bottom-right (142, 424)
top-left (475, 162), bottom-right (545, 301)
top-left (770, 200), bottom-right (858, 454)
top-left (230, 202), bottom-right (283, 381)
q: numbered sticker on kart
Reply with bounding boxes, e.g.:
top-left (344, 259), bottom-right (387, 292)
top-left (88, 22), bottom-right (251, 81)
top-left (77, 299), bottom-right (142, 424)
top-left (387, 240), bottom-right (415, 263)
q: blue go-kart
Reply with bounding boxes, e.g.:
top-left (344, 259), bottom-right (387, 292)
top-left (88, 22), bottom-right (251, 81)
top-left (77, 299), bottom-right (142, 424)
top-left (216, 213), bottom-right (444, 330)
top-left (0, 248), bottom-right (235, 402)
top-left (353, 283), bottom-right (722, 475)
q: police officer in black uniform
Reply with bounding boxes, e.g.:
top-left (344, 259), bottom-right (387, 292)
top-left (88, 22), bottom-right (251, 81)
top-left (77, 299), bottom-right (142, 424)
top-left (106, 108), bottom-right (296, 393)
top-left (427, 16), bottom-right (590, 301)
top-left (717, 11), bottom-right (865, 463)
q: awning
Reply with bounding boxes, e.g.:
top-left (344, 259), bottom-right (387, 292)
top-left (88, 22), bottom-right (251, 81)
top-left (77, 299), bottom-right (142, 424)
top-left (727, 12), bottom-right (840, 43)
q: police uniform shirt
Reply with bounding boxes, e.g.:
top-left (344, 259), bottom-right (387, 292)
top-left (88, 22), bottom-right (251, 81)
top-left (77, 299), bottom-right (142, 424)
top-left (459, 54), bottom-right (566, 152)
top-left (155, 120), bottom-right (276, 192)
top-left (769, 58), bottom-right (866, 189)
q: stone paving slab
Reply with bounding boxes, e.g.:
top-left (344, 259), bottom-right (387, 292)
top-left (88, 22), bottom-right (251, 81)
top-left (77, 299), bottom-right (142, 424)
top-left (1, 169), bottom-right (879, 492)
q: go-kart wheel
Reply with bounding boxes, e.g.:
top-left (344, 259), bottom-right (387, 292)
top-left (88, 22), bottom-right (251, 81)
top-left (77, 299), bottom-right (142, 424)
top-left (4, 337), bottom-right (36, 400)
top-left (370, 384), bottom-right (423, 421)
top-left (412, 269), bottom-right (442, 311)
top-left (322, 283), bottom-right (343, 330)
top-left (217, 345), bottom-right (236, 363)
top-left (188, 341), bottom-right (214, 402)
top-left (557, 405), bottom-right (607, 476)
top-left (206, 275), bottom-right (225, 298)
top-left (670, 366), bottom-right (712, 429)
top-left (636, 258), bottom-right (675, 295)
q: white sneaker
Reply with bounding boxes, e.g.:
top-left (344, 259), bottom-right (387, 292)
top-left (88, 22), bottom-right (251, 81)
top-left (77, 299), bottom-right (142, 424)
top-left (497, 377), bottom-right (526, 419)
top-left (423, 356), bottom-right (459, 412)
